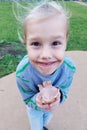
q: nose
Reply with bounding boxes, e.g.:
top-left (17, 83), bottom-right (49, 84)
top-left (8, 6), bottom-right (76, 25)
top-left (40, 45), bottom-right (51, 60)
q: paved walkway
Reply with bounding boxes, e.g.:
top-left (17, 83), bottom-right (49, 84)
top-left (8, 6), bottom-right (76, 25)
top-left (74, 1), bottom-right (87, 6)
top-left (0, 51), bottom-right (87, 130)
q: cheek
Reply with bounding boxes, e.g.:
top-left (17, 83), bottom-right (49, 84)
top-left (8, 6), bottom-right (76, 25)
top-left (26, 48), bottom-right (39, 62)
top-left (26, 47), bottom-right (34, 60)
top-left (28, 51), bottom-right (35, 61)
top-left (56, 50), bottom-right (65, 61)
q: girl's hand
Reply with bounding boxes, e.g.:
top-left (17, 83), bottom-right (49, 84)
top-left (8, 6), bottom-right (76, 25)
top-left (48, 95), bottom-right (60, 111)
top-left (36, 89), bottom-right (61, 111)
top-left (36, 93), bottom-right (51, 111)
top-left (47, 88), bottom-right (61, 111)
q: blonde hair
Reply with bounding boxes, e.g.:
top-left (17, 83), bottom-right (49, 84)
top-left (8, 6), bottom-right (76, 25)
top-left (13, 1), bottom-right (70, 44)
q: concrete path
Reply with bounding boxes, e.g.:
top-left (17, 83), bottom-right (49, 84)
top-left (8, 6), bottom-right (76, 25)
top-left (74, 1), bottom-right (87, 6)
top-left (0, 51), bottom-right (87, 130)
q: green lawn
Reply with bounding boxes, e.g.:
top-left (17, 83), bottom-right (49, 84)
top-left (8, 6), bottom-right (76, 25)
top-left (66, 2), bottom-right (87, 50)
top-left (0, 2), bottom-right (87, 78)
top-left (0, 2), bottom-right (87, 50)
top-left (0, 2), bottom-right (18, 41)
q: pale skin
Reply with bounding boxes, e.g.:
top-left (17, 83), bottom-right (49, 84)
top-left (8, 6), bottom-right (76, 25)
top-left (38, 80), bottom-right (60, 105)
top-left (36, 80), bottom-right (61, 111)
top-left (24, 14), bottom-right (68, 111)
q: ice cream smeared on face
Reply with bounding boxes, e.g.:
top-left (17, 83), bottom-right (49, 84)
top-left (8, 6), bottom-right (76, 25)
top-left (38, 81), bottom-right (60, 104)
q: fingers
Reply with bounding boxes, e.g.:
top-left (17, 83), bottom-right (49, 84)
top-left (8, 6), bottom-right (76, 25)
top-left (38, 80), bottom-right (52, 90)
top-left (43, 80), bottom-right (52, 87)
top-left (38, 103), bottom-right (50, 111)
top-left (56, 88), bottom-right (61, 98)
top-left (50, 98), bottom-right (59, 107)
top-left (36, 93), bottom-right (51, 110)
top-left (36, 93), bottom-right (42, 105)
top-left (48, 95), bottom-right (60, 111)
top-left (38, 84), bottom-right (43, 91)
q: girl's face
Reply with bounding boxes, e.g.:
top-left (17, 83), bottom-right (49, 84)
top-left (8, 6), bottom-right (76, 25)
top-left (25, 15), bottom-right (67, 75)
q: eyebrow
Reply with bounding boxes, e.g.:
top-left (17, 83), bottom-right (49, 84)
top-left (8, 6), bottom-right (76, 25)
top-left (26, 36), bottom-right (40, 41)
top-left (52, 35), bottom-right (65, 39)
top-left (27, 35), bottom-right (64, 40)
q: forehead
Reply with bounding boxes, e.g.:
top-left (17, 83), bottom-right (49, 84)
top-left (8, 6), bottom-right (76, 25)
top-left (24, 14), bottom-right (67, 35)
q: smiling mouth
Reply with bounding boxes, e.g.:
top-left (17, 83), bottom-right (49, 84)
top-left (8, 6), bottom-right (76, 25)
top-left (37, 61), bottom-right (57, 67)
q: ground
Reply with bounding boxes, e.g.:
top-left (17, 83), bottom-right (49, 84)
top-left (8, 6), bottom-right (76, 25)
top-left (0, 41), bottom-right (26, 77)
top-left (0, 41), bottom-right (26, 57)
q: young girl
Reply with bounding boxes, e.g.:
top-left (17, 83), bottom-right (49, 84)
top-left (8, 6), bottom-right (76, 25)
top-left (15, 1), bottom-right (76, 130)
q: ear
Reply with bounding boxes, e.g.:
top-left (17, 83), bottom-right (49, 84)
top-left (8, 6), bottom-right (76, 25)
top-left (38, 84), bottom-right (43, 91)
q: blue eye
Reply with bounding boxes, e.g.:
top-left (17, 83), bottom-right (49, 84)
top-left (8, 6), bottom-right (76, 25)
top-left (52, 41), bottom-right (61, 46)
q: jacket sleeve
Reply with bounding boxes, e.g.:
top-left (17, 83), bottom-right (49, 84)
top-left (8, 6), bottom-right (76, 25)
top-left (59, 76), bottom-right (74, 104)
top-left (58, 57), bottom-right (76, 104)
top-left (16, 75), bottom-right (39, 110)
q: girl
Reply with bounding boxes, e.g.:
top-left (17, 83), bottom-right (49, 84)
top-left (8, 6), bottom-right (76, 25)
top-left (15, 1), bottom-right (76, 130)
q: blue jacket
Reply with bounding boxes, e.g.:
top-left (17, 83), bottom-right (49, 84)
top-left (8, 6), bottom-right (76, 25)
top-left (16, 55), bottom-right (76, 110)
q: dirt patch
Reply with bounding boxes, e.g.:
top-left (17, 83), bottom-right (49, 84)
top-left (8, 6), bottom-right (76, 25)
top-left (0, 42), bottom-right (26, 57)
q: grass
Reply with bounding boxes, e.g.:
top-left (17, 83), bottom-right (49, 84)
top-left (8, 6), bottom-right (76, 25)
top-left (0, 41), bottom-right (27, 78)
top-left (0, 2), bottom-right (27, 78)
top-left (66, 2), bottom-right (87, 50)
top-left (0, 1), bottom-right (87, 78)
top-left (0, 2), bottom-right (18, 41)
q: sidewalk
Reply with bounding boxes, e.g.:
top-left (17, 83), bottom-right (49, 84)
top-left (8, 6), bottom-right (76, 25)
top-left (74, 1), bottom-right (87, 6)
top-left (0, 51), bottom-right (87, 130)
